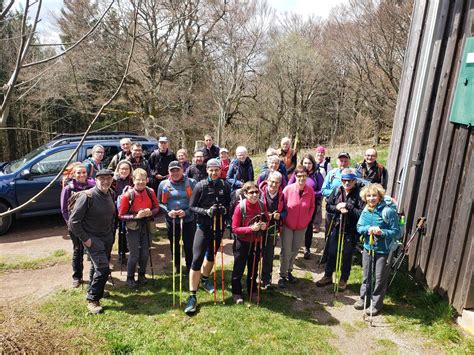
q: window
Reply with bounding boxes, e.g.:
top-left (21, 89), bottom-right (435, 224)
top-left (86, 145), bottom-right (119, 168)
top-left (31, 149), bottom-right (78, 176)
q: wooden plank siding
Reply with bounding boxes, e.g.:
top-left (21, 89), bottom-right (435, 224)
top-left (387, 0), bottom-right (474, 314)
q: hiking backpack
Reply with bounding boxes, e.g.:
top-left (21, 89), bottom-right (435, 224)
top-left (160, 178), bottom-right (193, 204)
top-left (381, 196), bottom-right (405, 250)
top-left (117, 185), bottom-right (156, 213)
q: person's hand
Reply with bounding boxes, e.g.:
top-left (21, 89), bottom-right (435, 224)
top-left (369, 226), bottom-right (382, 236)
top-left (340, 208), bottom-right (348, 214)
top-left (83, 239), bottom-right (92, 248)
top-left (218, 206), bottom-right (227, 215)
top-left (207, 205), bottom-right (218, 217)
top-left (136, 209), bottom-right (148, 219)
top-left (273, 212), bottom-right (280, 220)
top-left (168, 210), bottom-right (178, 218)
top-left (250, 222), bottom-right (260, 232)
top-left (259, 222), bottom-right (267, 231)
top-left (336, 202), bottom-right (346, 211)
top-left (177, 209), bottom-right (186, 218)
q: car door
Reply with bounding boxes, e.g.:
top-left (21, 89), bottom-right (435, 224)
top-left (15, 148), bottom-right (78, 215)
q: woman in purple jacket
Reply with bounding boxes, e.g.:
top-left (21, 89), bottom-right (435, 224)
top-left (279, 165), bottom-right (315, 288)
top-left (288, 154), bottom-right (324, 259)
top-left (60, 163), bottom-right (96, 288)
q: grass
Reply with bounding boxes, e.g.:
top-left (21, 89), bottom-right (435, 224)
top-left (26, 270), bottom-right (335, 353)
top-left (0, 249), bottom-right (69, 271)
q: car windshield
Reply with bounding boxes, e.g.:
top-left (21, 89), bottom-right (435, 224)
top-left (4, 145), bottom-right (49, 174)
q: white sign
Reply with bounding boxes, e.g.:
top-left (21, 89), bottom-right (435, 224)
top-left (467, 52), bottom-right (474, 63)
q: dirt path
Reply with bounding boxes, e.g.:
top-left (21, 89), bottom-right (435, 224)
top-left (0, 216), bottom-right (435, 353)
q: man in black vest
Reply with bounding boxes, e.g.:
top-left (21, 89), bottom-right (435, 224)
top-left (149, 136), bottom-right (177, 191)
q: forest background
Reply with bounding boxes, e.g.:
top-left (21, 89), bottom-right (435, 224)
top-left (0, 0), bottom-right (413, 161)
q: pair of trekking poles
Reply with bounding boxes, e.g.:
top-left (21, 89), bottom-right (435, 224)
top-left (212, 213), bottom-right (226, 305)
top-left (172, 217), bottom-right (184, 307)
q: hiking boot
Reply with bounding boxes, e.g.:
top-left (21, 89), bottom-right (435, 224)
top-left (288, 272), bottom-right (298, 284)
top-left (338, 280), bottom-right (347, 291)
top-left (127, 277), bottom-right (138, 289)
top-left (261, 280), bottom-right (271, 290)
top-left (138, 274), bottom-right (148, 285)
top-left (233, 294), bottom-right (244, 304)
top-left (87, 300), bottom-right (103, 315)
top-left (278, 277), bottom-right (287, 289)
top-left (316, 276), bottom-right (333, 287)
top-left (304, 249), bottom-right (311, 260)
top-left (184, 295), bottom-right (197, 314)
top-left (365, 306), bottom-right (380, 316)
top-left (102, 290), bottom-right (110, 298)
top-left (202, 279), bottom-right (215, 294)
top-left (353, 299), bottom-right (365, 310)
top-left (72, 279), bottom-right (81, 288)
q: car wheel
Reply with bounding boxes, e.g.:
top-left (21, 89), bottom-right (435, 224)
top-left (0, 201), bottom-right (13, 235)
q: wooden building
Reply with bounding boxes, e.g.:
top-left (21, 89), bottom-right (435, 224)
top-left (387, 0), bottom-right (473, 314)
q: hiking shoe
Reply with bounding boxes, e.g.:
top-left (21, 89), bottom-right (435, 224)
top-left (72, 279), bottom-right (81, 288)
top-left (316, 276), bottom-right (333, 287)
top-left (202, 279), bottom-right (215, 294)
top-left (313, 226), bottom-right (321, 233)
top-left (127, 277), bottom-right (138, 289)
top-left (278, 277), bottom-right (287, 289)
top-left (261, 280), bottom-right (271, 290)
top-left (288, 272), bottom-right (298, 284)
top-left (365, 307), bottom-right (380, 316)
top-left (338, 280), bottom-right (347, 291)
top-left (138, 274), bottom-right (148, 285)
top-left (233, 294), bottom-right (244, 304)
top-left (184, 295), bottom-right (197, 314)
top-left (353, 299), bottom-right (365, 310)
top-left (304, 250), bottom-right (311, 260)
top-left (87, 300), bottom-right (103, 314)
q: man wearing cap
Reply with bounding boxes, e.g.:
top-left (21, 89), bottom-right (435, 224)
top-left (186, 150), bottom-right (208, 182)
top-left (157, 161), bottom-right (197, 273)
top-left (355, 148), bottom-right (388, 189)
top-left (321, 152), bottom-right (357, 198)
top-left (69, 169), bottom-right (117, 314)
top-left (316, 168), bottom-right (363, 291)
top-left (201, 134), bottom-right (220, 164)
top-left (184, 158), bottom-right (231, 314)
top-left (149, 136), bottom-right (177, 192)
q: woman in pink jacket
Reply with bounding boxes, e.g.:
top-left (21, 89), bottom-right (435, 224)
top-left (278, 165), bottom-right (315, 288)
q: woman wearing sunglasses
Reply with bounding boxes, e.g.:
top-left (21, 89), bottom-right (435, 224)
top-left (231, 182), bottom-right (269, 304)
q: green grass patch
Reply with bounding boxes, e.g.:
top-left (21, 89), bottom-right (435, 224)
top-left (0, 249), bottom-right (69, 271)
top-left (340, 321), bottom-right (356, 337)
top-left (36, 271), bottom-right (335, 352)
top-left (375, 338), bottom-right (397, 353)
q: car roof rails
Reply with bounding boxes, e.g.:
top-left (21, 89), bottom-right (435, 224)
top-left (50, 132), bottom-right (155, 147)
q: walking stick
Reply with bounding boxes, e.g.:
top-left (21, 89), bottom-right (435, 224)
top-left (249, 238), bottom-right (258, 305)
top-left (363, 232), bottom-right (375, 326)
top-left (257, 231), bottom-right (265, 306)
top-left (389, 217), bottom-right (426, 287)
top-left (179, 217), bottom-right (184, 306)
top-left (334, 214), bottom-right (345, 293)
top-left (220, 213), bottom-right (225, 304)
top-left (147, 220), bottom-right (155, 287)
top-left (172, 217), bottom-right (176, 307)
top-left (213, 214), bottom-right (217, 305)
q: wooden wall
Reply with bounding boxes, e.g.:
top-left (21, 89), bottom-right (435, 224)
top-left (387, 0), bottom-right (474, 314)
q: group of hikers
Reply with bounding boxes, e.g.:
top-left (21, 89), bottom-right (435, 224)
top-left (60, 134), bottom-right (400, 318)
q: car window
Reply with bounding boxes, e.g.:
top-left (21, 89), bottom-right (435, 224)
top-left (31, 149), bottom-right (78, 176)
top-left (86, 145), bottom-right (119, 168)
top-left (4, 145), bottom-right (49, 173)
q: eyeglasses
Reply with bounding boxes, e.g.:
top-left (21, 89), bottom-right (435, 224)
top-left (246, 191), bottom-right (259, 195)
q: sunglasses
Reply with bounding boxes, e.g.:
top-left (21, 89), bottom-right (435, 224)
top-left (342, 179), bottom-right (354, 183)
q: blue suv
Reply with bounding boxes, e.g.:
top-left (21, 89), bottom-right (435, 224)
top-left (0, 132), bottom-right (158, 235)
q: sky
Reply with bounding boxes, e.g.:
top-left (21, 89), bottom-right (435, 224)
top-left (25, 0), bottom-right (348, 43)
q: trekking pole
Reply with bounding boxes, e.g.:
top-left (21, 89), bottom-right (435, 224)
top-left (147, 220), bottom-right (155, 287)
top-left (273, 219), bottom-right (278, 247)
top-left (363, 232), bottom-right (375, 326)
top-left (249, 238), bottom-right (258, 305)
top-left (319, 217), bottom-right (334, 265)
top-left (172, 217), bottom-right (176, 307)
top-left (220, 213), bottom-right (225, 304)
top-left (334, 215), bottom-right (344, 293)
top-left (389, 217), bottom-right (426, 287)
top-left (257, 231), bottom-right (265, 306)
top-left (179, 217), bottom-right (184, 307)
top-left (213, 213), bottom-right (217, 305)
